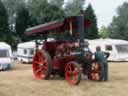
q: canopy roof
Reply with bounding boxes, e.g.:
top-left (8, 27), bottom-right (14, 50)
top-left (26, 20), bottom-right (64, 35)
top-left (25, 16), bottom-right (91, 36)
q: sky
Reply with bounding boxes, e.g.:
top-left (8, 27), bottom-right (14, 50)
top-left (86, 0), bottom-right (128, 29)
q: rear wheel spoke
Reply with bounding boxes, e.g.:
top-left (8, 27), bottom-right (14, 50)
top-left (35, 61), bottom-right (40, 64)
top-left (36, 67), bottom-right (42, 73)
top-left (42, 59), bottom-right (46, 64)
top-left (67, 65), bottom-right (72, 75)
top-left (68, 65), bottom-right (72, 72)
top-left (72, 69), bottom-right (78, 77)
top-left (37, 52), bottom-right (43, 62)
top-left (42, 66), bottom-right (47, 70)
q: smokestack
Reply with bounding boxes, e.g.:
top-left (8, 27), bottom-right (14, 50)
top-left (77, 14), bottom-right (85, 57)
top-left (77, 15), bottom-right (84, 43)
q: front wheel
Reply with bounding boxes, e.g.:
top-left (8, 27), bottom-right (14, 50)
top-left (89, 61), bottom-right (103, 81)
top-left (65, 61), bottom-right (81, 85)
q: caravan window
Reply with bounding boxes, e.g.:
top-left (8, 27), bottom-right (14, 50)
top-left (116, 44), bottom-right (128, 53)
top-left (24, 49), bottom-right (27, 55)
top-left (105, 45), bottom-right (112, 51)
top-left (29, 49), bottom-right (34, 55)
top-left (0, 50), bottom-right (9, 57)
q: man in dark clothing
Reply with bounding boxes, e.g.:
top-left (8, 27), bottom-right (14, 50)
top-left (95, 46), bottom-right (110, 81)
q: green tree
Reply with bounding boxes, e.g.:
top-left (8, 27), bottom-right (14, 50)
top-left (64, 0), bottom-right (85, 16)
top-left (99, 25), bottom-right (109, 38)
top-left (28, 0), bottom-right (65, 24)
top-left (48, 0), bottom-right (64, 8)
top-left (108, 2), bottom-right (128, 40)
top-left (0, 0), bottom-right (10, 41)
top-left (15, 5), bottom-right (31, 41)
top-left (84, 4), bottom-right (99, 39)
top-left (2, 0), bottom-right (26, 29)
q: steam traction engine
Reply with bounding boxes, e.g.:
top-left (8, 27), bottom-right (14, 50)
top-left (25, 16), bottom-right (103, 85)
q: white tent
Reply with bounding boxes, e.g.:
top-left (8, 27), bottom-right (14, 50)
top-left (0, 42), bottom-right (13, 70)
top-left (87, 38), bottom-right (128, 61)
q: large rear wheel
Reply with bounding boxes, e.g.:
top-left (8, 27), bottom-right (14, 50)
top-left (65, 61), bottom-right (81, 85)
top-left (33, 50), bottom-right (52, 80)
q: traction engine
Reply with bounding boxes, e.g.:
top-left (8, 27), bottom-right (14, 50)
top-left (25, 16), bottom-right (103, 85)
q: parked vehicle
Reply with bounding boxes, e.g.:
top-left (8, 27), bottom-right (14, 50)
top-left (0, 42), bottom-right (13, 70)
top-left (17, 39), bottom-right (54, 63)
top-left (17, 41), bottom-right (36, 63)
top-left (88, 38), bottom-right (128, 61)
top-left (25, 16), bottom-right (103, 85)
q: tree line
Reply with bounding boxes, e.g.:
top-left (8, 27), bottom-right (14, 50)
top-left (0, 0), bottom-right (99, 48)
top-left (100, 2), bottom-right (128, 41)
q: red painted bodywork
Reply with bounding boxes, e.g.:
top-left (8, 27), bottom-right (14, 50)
top-left (42, 40), bottom-right (80, 72)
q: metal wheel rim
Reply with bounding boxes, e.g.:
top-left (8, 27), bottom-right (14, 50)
top-left (33, 51), bottom-right (47, 79)
top-left (90, 62), bottom-right (103, 81)
top-left (65, 63), bottom-right (79, 85)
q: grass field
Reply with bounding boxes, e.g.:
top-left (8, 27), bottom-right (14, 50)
top-left (0, 62), bottom-right (128, 96)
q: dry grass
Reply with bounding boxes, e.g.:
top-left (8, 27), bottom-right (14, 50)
top-left (0, 62), bottom-right (128, 96)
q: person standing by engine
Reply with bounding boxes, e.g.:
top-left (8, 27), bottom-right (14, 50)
top-left (95, 46), bottom-right (110, 81)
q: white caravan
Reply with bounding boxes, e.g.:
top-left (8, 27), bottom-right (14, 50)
top-left (17, 41), bottom-right (36, 63)
top-left (88, 38), bottom-right (128, 61)
top-left (17, 38), bottom-right (54, 63)
top-left (0, 42), bottom-right (13, 70)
